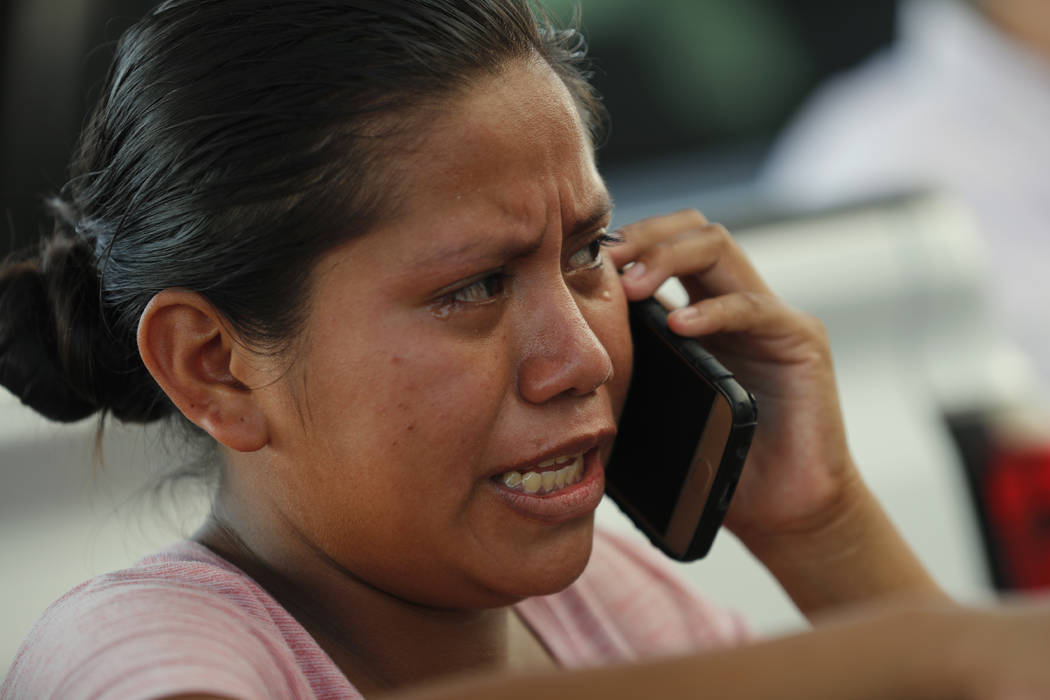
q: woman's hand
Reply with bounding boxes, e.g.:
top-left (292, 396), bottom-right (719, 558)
top-left (608, 209), bottom-right (942, 613)
top-left (608, 209), bottom-right (853, 538)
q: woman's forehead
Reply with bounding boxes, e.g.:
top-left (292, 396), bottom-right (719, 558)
top-left (304, 56), bottom-right (610, 301)
top-left (319, 61), bottom-right (611, 289)
top-left (388, 59), bottom-right (602, 223)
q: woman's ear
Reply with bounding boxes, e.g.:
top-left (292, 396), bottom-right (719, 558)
top-left (137, 289), bottom-right (268, 452)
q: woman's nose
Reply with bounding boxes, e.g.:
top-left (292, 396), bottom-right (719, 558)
top-left (516, 292), bottom-right (614, 405)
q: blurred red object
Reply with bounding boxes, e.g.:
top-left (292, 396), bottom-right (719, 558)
top-left (983, 445), bottom-right (1050, 591)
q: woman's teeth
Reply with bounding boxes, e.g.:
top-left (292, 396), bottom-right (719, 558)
top-left (499, 454), bottom-right (584, 495)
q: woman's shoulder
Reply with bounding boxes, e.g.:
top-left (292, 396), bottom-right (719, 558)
top-left (515, 527), bottom-right (750, 668)
top-left (23, 541), bottom-right (297, 651)
top-left (1, 541), bottom-right (355, 700)
top-left (89, 540), bottom-right (287, 618)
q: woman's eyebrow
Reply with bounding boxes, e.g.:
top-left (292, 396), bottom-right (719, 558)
top-left (412, 193), bottom-right (615, 272)
top-left (412, 231), bottom-right (544, 272)
top-left (567, 192), bottom-right (615, 239)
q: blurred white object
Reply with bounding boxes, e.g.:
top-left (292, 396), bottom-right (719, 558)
top-left (763, 0), bottom-right (1050, 397)
top-left (735, 193), bottom-right (1041, 411)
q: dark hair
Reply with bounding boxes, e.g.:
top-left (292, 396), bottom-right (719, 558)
top-left (0, 0), bottom-right (601, 424)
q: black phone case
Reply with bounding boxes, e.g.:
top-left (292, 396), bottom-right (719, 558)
top-left (606, 298), bottom-right (758, 561)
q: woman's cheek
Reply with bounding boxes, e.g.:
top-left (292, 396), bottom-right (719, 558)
top-left (590, 267), bottom-right (632, 418)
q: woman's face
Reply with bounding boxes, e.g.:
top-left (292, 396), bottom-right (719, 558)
top-left (250, 55), bottom-right (631, 609)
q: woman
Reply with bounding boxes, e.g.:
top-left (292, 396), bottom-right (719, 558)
top-left (1, 1), bottom-right (1048, 698)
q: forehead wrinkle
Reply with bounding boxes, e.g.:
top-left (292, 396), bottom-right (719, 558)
top-left (568, 189), bottom-right (614, 237)
top-left (376, 57), bottom-right (601, 275)
top-left (553, 158), bottom-right (613, 243)
top-left (408, 157), bottom-right (609, 273)
top-left (409, 223), bottom-right (543, 272)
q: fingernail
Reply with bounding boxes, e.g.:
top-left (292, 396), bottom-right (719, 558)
top-left (671, 307), bottom-right (699, 324)
top-left (622, 262), bottom-right (646, 281)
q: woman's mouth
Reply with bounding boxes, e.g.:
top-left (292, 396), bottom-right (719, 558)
top-left (497, 453), bottom-right (584, 495)
top-left (488, 447), bottom-right (605, 523)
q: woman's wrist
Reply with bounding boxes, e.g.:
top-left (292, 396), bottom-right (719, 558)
top-left (735, 468), bottom-right (948, 617)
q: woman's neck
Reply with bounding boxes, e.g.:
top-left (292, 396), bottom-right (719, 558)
top-left (193, 501), bottom-right (555, 693)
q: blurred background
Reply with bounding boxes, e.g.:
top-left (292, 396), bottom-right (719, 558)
top-left (4, 0), bottom-right (1050, 680)
top-left (1, 0), bottom-right (897, 256)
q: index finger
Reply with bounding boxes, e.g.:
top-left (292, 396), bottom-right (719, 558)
top-left (607, 209), bottom-right (710, 269)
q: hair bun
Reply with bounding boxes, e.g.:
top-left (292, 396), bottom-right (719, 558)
top-left (0, 233), bottom-right (168, 423)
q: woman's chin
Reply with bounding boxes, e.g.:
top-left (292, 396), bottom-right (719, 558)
top-left (373, 517), bottom-right (597, 610)
top-left (479, 517), bottom-right (596, 603)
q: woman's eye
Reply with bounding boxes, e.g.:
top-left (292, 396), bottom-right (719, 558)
top-left (567, 239), bottom-right (602, 269)
top-left (448, 272), bottom-right (506, 305)
top-left (567, 229), bottom-right (622, 270)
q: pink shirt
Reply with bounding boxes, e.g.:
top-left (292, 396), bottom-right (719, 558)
top-left (2, 529), bottom-right (748, 699)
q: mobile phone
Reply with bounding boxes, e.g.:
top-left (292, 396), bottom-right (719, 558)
top-left (605, 297), bottom-right (758, 561)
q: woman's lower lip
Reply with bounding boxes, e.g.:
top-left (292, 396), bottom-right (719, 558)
top-left (487, 448), bottom-right (605, 524)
